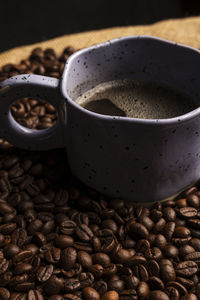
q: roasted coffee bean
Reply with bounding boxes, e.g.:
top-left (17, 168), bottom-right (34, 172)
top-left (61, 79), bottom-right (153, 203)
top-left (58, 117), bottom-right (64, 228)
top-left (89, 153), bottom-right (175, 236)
top-left (0, 259), bottom-right (9, 275)
top-left (14, 263), bottom-right (32, 275)
top-left (128, 222), bottom-right (149, 239)
top-left (3, 244), bottom-right (20, 259)
top-left (159, 259), bottom-right (176, 282)
top-left (148, 259), bottom-right (160, 277)
top-left (173, 226), bottom-right (191, 238)
top-left (37, 264), bottom-right (53, 282)
top-left (153, 234), bottom-right (167, 249)
top-left (64, 278), bottom-right (81, 293)
top-left (60, 220), bottom-right (76, 235)
top-left (148, 276), bottom-right (165, 290)
top-left (92, 280), bottom-right (107, 296)
top-left (61, 247), bottom-right (77, 271)
top-left (108, 280), bottom-right (124, 292)
top-left (176, 277), bottom-right (194, 289)
top-left (179, 245), bottom-right (195, 257)
top-left (77, 251), bottom-right (93, 268)
top-left (101, 291), bottom-right (119, 300)
top-left (175, 261), bottom-right (198, 277)
top-left (137, 281), bottom-right (149, 299)
top-left (166, 281), bottom-right (188, 295)
top-left (0, 287), bottom-right (10, 300)
top-left (163, 245), bottom-right (179, 258)
top-left (27, 289), bottom-right (43, 300)
top-left (149, 290), bottom-right (170, 300)
top-left (166, 286), bottom-right (180, 300)
top-left (43, 275), bottom-right (64, 295)
top-left (55, 235), bottom-right (74, 248)
top-left (178, 207), bottom-right (197, 218)
top-left (92, 253), bottom-right (111, 266)
top-left (76, 224), bottom-right (94, 241)
top-left (82, 287), bottom-right (100, 300)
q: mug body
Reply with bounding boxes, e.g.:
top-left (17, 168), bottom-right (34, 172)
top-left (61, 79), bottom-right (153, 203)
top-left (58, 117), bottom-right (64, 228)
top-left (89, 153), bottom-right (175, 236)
top-left (61, 36), bottom-right (200, 203)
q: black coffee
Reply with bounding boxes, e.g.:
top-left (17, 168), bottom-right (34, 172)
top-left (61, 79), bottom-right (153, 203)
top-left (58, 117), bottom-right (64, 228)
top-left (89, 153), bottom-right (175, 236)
top-left (75, 79), bottom-right (198, 119)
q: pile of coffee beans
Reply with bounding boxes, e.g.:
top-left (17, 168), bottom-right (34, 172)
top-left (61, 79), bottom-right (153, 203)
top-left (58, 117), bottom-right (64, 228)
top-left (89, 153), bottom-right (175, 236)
top-left (0, 48), bottom-right (200, 299)
top-left (0, 147), bottom-right (199, 299)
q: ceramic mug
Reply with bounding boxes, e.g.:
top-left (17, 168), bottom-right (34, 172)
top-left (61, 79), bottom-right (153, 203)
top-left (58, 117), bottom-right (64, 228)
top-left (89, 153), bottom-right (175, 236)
top-left (1, 35), bottom-right (200, 203)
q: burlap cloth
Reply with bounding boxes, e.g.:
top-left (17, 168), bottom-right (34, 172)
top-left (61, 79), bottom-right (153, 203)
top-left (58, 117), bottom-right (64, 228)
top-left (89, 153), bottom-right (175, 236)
top-left (1, 16), bottom-right (200, 66)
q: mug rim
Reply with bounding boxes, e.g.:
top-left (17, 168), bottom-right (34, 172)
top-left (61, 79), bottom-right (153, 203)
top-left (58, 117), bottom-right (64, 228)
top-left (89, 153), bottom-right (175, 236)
top-left (62, 35), bottom-right (200, 126)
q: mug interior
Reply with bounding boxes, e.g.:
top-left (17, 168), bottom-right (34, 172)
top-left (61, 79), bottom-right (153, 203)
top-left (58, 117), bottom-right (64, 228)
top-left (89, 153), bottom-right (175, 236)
top-left (63, 36), bottom-right (200, 113)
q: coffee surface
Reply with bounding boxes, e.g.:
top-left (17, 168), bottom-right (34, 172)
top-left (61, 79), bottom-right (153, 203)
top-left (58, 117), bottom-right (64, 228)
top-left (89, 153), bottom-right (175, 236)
top-left (75, 79), bottom-right (198, 119)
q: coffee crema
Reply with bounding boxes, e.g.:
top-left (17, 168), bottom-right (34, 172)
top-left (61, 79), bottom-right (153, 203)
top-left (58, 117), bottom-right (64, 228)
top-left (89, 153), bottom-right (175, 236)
top-left (75, 79), bottom-right (198, 119)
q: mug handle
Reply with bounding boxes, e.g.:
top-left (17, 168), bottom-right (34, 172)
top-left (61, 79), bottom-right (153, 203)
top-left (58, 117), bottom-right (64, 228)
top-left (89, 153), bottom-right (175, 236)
top-left (0, 74), bottom-right (65, 150)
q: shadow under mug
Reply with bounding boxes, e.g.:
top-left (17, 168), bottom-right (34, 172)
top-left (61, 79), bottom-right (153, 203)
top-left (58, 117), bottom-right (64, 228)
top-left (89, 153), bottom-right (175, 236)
top-left (1, 35), bottom-right (200, 204)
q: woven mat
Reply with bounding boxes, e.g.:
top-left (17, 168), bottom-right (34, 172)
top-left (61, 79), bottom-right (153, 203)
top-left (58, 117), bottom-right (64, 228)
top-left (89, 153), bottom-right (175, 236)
top-left (1, 16), bottom-right (200, 65)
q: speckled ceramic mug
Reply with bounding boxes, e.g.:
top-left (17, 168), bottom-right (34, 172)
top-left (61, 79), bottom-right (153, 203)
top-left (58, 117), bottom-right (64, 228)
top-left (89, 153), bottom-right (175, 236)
top-left (1, 35), bottom-right (200, 203)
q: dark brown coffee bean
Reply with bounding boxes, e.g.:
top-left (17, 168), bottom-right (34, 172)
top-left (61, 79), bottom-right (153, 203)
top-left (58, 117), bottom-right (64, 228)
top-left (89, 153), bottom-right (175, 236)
top-left (3, 244), bottom-right (20, 259)
top-left (12, 228), bottom-right (27, 247)
top-left (10, 292), bottom-right (27, 300)
top-left (148, 259), bottom-right (160, 277)
top-left (108, 280), bottom-right (124, 292)
top-left (166, 286), bottom-right (180, 300)
top-left (114, 249), bottom-right (131, 264)
top-left (138, 216), bottom-right (154, 231)
top-left (101, 291), bottom-right (119, 300)
top-left (175, 261), bottom-right (198, 277)
top-left (166, 281), bottom-right (187, 296)
top-left (137, 281), bottom-right (149, 300)
top-left (160, 259), bottom-right (176, 282)
top-left (153, 234), bottom-right (167, 249)
top-left (37, 264), bottom-right (53, 282)
top-left (0, 259), bottom-right (9, 275)
top-left (77, 251), bottom-right (93, 268)
top-left (163, 221), bottom-right (175, 241)
top-left (0, 222), bottom-right (17, 234)
top-left (145, 247), bottom-right (162, 261)
top-left (173, 226), bottom-right (191, 238)
top-left (61, 247), bottom-right (77, 270)
top-left (0, 287), bottom-right (10, 300)
top-left (189, 238), bottom-right (200, 250)
top-left (76, 224), bottom-right (94, 241)
top-left (129, 255), bottom-right (147, 266)
top-left (44, 275), bottom-right (64, 295)
top-left (92, 253), bottom-right (111, 266)
top-left (83, 287), bottom-right (100, 300)
top-left (176, 277), bottom-right (194, 289)
top-left (179, 245), bottom-right (195, 257)
top-left (187, 193), bottom-right (200, 208)
top-left (14, 263), bottom-right (32, 275)
top-left (163, 245), bottom-right (179, 258)
top-left (153, 218), bottom-right (166, 233)
top-left (14, 282), bottom-right (35, 292)
top-left (148, 276), bottom-right (165, 290)
top-left (178, 207), bottom-right (197, 218)
top-left (149, 290), bottom-right (170, 300)
top-left (60, 220), bottom-right (76, 235)
top-left (92, 280), bottom-right (107, 296)
top-left (128, 222), bottom-right (149, 239)
top-left (163, 207), bottom-right (176, 222)
top-left (188, 218), bottom-right (200, 229)
top-left (55, 235), bottom-right (74, 248)
top-left (28, 289), bottom-right (44, 300)
top-left (64, 278), bottom-right (81, 293)
top-left (185, 251), bottom-right (200, 262)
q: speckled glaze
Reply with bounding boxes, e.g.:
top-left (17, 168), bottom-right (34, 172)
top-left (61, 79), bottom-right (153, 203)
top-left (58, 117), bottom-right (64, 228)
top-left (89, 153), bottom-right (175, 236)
top-left (1, 36), bottom-right (200, 203)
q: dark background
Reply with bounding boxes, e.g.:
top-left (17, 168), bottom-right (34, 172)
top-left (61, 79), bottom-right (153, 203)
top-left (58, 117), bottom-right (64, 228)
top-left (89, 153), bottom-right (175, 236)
top-left (1, 0), bottom-right (200, 53)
